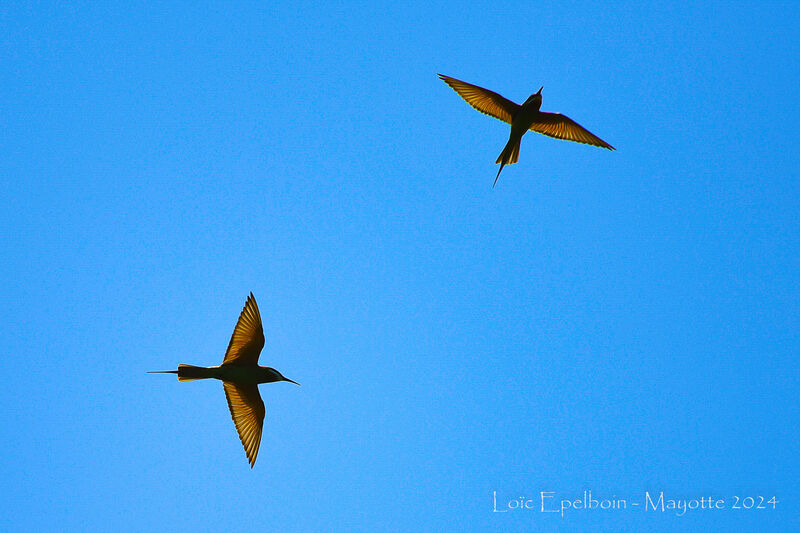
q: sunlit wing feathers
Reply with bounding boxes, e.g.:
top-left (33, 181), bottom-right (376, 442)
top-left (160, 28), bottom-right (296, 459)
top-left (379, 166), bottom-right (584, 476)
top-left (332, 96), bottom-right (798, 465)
top-left (222, 292), bottom-right (265, 366)
top-left (529, 112), bottom-right (615, 150)
top-left (223, 382), bottom-right (265, 468)
top-left (438, 74), bottom-right (519, 124)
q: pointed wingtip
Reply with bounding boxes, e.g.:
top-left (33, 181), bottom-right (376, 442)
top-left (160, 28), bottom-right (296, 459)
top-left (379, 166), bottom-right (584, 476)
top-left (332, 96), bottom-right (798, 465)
top-left (247, 292), bottom-right (258, 307)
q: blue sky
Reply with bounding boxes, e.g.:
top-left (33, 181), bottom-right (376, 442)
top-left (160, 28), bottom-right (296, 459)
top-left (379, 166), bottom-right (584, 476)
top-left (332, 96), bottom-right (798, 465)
top-left (1, 2), bottom-right (799, 531)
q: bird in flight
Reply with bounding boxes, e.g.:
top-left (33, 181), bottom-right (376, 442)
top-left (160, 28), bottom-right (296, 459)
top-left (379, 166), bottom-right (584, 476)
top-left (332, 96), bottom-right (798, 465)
top-left (438, 74), bottom-right (615, 187)
top-left (149, 293), bottom-right (299, 468)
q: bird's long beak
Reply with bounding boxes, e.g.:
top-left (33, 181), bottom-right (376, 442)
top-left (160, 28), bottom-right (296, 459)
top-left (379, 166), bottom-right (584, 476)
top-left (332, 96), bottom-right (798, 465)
top-left (284, 377), bottom-right (301, 386)
top-left (537, 86), bottom-right (543, 94)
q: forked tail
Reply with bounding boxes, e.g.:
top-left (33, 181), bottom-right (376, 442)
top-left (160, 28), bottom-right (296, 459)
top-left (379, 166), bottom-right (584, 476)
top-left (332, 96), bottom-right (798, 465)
top-left (147, 364), bottom-right (216, 382)
top-left (494, 137), bottom-right (521, 187)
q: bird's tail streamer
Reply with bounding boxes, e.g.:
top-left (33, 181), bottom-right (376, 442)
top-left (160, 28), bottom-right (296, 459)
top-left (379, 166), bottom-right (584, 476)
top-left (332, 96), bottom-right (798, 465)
top-left (147, 364), bottom-right (215, 382)
top-left (494, 138), bottom-right (520, 187)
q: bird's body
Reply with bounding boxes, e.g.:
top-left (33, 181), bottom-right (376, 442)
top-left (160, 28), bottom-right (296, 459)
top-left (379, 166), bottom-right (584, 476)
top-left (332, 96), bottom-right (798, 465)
top-left (160, 363), bottom-right (291, 384)
top-left (438, 74), bottom-right (614, 186)
top-left (149, 293), bottom-right (298, 468)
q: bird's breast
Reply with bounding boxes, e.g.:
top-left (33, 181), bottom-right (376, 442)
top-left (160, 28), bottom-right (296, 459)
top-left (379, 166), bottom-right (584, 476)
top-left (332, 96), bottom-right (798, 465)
top-left (218, 364), bottom-right (262, 384)
top-left (512, 106), bottom-right (541, 133)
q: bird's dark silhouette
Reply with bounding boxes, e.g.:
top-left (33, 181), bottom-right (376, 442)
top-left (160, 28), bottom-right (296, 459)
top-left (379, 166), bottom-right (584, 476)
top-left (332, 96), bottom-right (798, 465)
top-left (149, 293), bottom-right (299, 468)
top-left (438, 74), bottom-right (615, 186)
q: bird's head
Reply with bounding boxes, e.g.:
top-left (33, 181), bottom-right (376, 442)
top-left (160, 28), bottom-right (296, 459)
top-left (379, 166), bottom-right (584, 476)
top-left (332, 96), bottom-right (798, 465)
top-left (523, 87), bottom-right (543, 108)
top-left (264, 367), bottom-right (301, 385)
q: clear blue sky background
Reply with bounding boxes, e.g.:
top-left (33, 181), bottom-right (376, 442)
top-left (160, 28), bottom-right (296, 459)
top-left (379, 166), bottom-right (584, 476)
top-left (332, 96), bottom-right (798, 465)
top-left (2, 2), bottom-right (798, 531)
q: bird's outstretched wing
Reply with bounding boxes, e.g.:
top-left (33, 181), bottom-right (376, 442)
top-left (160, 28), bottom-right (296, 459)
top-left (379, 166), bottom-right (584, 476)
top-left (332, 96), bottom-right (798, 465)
top-left (222, 292), bottom-right (265, 366)
top-left (223, 382), bottom-right (265, 468)
top-left (530, 112), bottom-right (615, 150)
top-left (438, 74), bottom-right (519, 124)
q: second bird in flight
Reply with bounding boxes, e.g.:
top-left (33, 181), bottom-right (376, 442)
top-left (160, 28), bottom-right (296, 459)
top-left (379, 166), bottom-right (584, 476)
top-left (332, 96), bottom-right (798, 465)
top-left (439, 74), bottom-right (615, 187)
